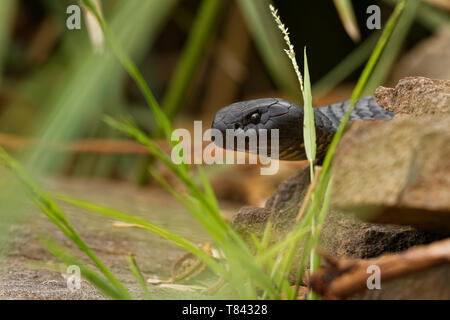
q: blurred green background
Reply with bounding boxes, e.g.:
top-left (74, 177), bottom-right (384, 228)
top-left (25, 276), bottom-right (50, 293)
top-left (0, 0), bottom-right (448, 183)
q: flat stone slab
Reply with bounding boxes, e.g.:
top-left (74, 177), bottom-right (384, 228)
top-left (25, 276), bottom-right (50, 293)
top-left (0, 179), bottom-right (215, 299)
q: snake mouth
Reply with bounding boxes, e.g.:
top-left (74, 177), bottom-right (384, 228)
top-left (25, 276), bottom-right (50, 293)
top-left (210, 127), bottom-right (279, 156)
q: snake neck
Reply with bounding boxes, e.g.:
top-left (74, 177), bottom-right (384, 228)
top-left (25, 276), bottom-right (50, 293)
top-left (314, 96), bottom-right (394, 130)
top-left (312, 96), bottom-right (394, 159)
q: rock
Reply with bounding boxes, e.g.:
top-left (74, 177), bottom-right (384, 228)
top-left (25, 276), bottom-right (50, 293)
top-left (332, 117), bottom-right (450, 233)
top-left (320, 208), bottom-right (444, 259)
top-left (0, 179), bottom-right (211, 300)
top-left (375, 77), bottom-right (450, 116)
top-left (334, 78), bottom-right (450, 234)
top-left (232, 206), bottom-right (272, 238)
top-left (232, 167), bottom-right (443, 258)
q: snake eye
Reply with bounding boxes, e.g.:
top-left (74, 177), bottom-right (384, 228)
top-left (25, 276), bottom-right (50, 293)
top-left (249, 112), bottom-right (261, 124)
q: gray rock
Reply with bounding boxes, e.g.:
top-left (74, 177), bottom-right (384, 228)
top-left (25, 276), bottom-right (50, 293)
top-left (332, 117), bottom-right (450, 233)
top-left (375, 76), bottom-right (450, 116)
top-left (232, 167), bottom-right (443, 258)
top-left (334, 78), bottom-right (450, 234)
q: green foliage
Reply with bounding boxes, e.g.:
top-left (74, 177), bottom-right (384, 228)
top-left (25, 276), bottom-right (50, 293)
top-left (363, 0), bottom-right (421, 95)
top-left (0, 0), bottom-right (14, 83)
top-left (312, 31), bottom-right (380, 99)
top-left (302, 49), bottom-right (315, 180)
top-left (333, 0), bottom-right (361, 42)
top-left (0, 146), bottom-right (132, 299)
top-left (54, 193), bottom-right (225, 277)
top-left (296, 0), bottom-right (406, 298)
top-left (162, 0), bottom-right (225, 120)
top-left (42, 238), bottom-right (131, 300)
top-left (127, 254), bottom-right (152, 300)
top-left (237, 0), bottom-right (300, 99)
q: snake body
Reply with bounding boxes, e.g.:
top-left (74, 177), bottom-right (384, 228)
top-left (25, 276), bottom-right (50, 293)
top-left (211, 96), bottom-right (394, 161)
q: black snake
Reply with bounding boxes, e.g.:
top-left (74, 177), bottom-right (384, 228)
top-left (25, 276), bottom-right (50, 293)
top-left (211, 96), bottom-right (394, 160)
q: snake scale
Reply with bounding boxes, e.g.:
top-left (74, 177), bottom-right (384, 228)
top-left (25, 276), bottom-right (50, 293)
top-left (211, 96), bottom-right (394, 160)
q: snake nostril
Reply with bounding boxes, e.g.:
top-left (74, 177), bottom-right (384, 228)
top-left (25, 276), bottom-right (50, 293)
top-left (233, 123), bottom-right (242, 130)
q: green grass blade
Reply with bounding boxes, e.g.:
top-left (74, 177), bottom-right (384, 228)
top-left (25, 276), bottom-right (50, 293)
top-left (312, 31), bottom-right (380, 99)
top-left (416, 1), bottom-right (450, 31)
top-left (41, 238), bottom-right (131, 300)
top-left (81, 0), bottom-right (174, 141)
top-left (282, 1), bottom-right (406, 300)
top-left (150, 167), bottom-right (279, 297)
top-left (0, 0), bottom-right (14, 84)
top-left (333, 0), bottom-right (361, 42)
top-left (256, 228), bottom-right (309, 265)
top-left (320, 0), bottom-right (405, 176)
top-left (127, 254), bottom-right (152, 300)
top-left (103, 117), bottom-right (193, 191)
top-left (23, 0), bottom-right (175, 175)
top-left (382, 0), bottom-right (450, 31)
top-left (196, 165), bottom-right (220, 217)
top-left (261, 254), bottom-right (283, 300)
top-left (162, 0), bottom-right (225, 120)
top-left (269, 6), bottom-right (315, 181)
top-left (363, 0), bottom-right (421, 95)
top-left (305, 177), bottom-right (333, 300)
top-left (105, 118), bottom-right (247, 248)
top-left (260, 220), bottom-right (272, 251)
top-left (53, 193), bottom-right (226, 277)
top-left (55, 192), bottom-right (280, 298)
top-left (250, 233), bottom-right (263, 252)
top-left (105, 117), bottom-right (267, 291)
top-left (236, 0), bottom-right (300, 98)
top-left (148, 167), bottom-right (229, 244)
top-left (0, 147), bottom-right (131, 298)
top-left (302, 48), bottom-right (316, 180)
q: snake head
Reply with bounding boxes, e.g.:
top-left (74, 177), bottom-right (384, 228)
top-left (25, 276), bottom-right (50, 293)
top-left (211, 98), bottom-right (307, 160)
